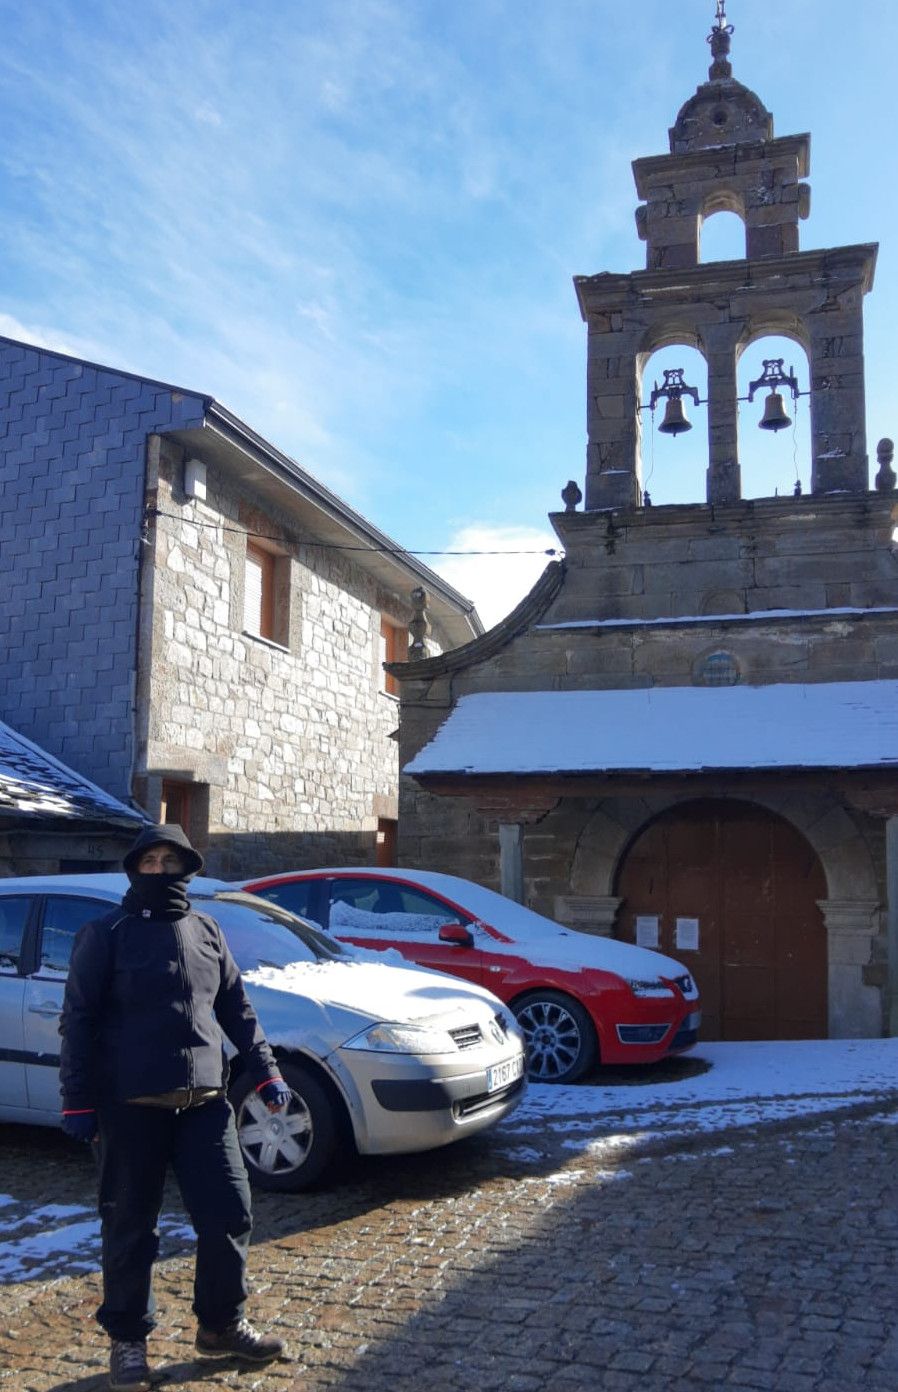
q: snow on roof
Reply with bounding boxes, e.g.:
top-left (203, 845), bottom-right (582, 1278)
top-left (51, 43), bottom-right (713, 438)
top-left (536, 605), bottom-right (898, 632)
top-left (0, 722), bottom-right (145, 823)
top-left (404, 679), bottom-right (898, 776)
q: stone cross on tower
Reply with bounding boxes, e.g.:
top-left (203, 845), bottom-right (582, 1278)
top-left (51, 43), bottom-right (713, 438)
top-left (708, 1), bottom-right (734, 80)
top-left (573, 4), bottom-right (878, 509)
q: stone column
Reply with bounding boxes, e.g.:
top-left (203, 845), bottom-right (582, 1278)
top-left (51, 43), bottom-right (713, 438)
top-left (498, 823), bottom-right (524, 904)
top-left (807, 294), bottom-right (869, 494)
top-left (817, 898), bottom-right (881, 1037)
top-left (584, 327), bottom-right (642, 511)
top-left (704, 325), bottom-right (742, 504)
top-left (886, 817), bottom-right (898, 1036)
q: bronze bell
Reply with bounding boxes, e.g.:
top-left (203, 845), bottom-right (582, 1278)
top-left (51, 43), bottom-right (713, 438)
top-left (658, 395), bottom-right (692, 435)
top-left (759, 390), bottom-right (791, 432)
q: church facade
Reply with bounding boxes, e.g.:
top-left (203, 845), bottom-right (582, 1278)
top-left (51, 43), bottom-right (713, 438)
top-left (391, 8), bottom-right (898, 1043)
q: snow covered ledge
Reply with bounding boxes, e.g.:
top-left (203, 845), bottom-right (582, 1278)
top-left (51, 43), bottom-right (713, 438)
top-left (818, 899), bottom-right (883, 1037)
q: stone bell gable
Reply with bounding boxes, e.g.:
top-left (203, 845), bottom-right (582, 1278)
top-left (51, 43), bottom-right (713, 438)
top-left (580, 6), bottom-right (877, 511)
top-left (391, 6), bottom-right (898, 1045)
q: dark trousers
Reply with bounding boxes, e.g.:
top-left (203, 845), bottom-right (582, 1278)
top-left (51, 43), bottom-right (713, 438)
top-left (95, 1097), bottom-right (253, 1342)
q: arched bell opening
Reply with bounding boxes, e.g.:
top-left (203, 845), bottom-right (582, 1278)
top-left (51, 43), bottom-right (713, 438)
top-left (699, 207), bottom-right (746, 263)
top-left (736, 328), bottom-right (811, 499)
top-left (637, 342), bottom-right (709, 505)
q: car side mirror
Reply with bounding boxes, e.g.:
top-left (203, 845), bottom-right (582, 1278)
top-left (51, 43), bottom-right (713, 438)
top-left (438, 923), bottom-right (475, 948)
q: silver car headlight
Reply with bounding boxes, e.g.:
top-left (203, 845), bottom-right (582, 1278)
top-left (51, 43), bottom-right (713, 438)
top-left (343, 1022), bottom-right (458, 1054)
top-left (625, 978), bottom-right (676, 998)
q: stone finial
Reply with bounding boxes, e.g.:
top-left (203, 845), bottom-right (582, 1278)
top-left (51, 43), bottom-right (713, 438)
top-left (561, 480), bottom-right (582, 513)
top-left (707, 0), bottom-right (734, 80)
top-left (875, 438), bottom-right (896, 493)
top-left (409, 586), bottom-right (431, 657)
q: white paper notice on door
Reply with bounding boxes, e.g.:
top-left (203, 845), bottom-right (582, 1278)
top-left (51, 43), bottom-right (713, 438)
top-left (635, 915), bottom-right (660, 949)
top-left (675, 917), bottom-right (700, 951)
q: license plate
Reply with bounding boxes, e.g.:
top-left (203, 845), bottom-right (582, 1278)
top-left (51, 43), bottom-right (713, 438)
top-left (486, 1054), bottom-right (525, 1093)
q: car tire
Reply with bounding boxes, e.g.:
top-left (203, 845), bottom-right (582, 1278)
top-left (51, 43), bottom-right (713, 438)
top-left (512, 991), bottom-right (598, 1083)
top-left (229, 1059), bottom-right (337, 1192)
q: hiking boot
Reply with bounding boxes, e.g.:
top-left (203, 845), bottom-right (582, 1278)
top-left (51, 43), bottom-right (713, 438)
top-left (195, 1317), bottom-right (285, 1364)
top-left (108, 1338), bottom-right (152, 1390)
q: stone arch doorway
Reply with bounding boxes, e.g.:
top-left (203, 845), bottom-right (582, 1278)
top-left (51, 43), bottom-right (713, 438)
top-left (613, 799), bottom-right (827, 1041)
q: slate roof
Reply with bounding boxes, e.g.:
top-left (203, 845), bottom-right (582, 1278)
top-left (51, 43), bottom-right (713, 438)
top-left (0, 720), bottom-right (146, 824)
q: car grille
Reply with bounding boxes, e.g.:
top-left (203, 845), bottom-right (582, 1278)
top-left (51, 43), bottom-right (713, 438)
top-left (454, 1074), bottom-right (526, 1117)
top-left (449, 1023), bottom-right (483, 1050)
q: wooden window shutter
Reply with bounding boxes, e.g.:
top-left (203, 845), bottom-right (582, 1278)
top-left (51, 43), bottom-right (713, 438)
top-left (380, 619), bottom-right (408, 696)
top-left (244, 544), bottom-right (275, 639)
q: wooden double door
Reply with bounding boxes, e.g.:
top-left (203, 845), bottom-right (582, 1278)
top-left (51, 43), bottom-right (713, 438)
top-left (614, 800), bottom-right (827, 1041)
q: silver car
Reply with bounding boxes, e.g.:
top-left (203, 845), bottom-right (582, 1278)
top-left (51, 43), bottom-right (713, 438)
top-left (0, 875), bottom-right (526, 1191)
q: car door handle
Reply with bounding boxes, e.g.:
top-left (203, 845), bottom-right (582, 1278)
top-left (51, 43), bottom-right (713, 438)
top-left (28, 1001), bottom-right (62, 1017)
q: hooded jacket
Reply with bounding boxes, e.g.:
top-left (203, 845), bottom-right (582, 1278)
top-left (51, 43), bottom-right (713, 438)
top-left (59, 827), bottom-right (279, 1110)
top-left (121, 822), bottom-right (205, 878)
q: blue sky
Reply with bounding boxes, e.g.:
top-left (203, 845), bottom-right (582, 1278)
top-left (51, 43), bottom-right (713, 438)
top-left (1, 0), bottom-right (896, 624)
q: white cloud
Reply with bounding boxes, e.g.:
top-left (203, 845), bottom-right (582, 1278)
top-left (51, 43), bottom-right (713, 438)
top-left (0, 312), bottom-right (111, 364)
top-left (429, 523), bottom-right (561, 631)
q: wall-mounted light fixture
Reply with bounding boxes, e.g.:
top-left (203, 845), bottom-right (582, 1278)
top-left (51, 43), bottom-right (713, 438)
top-left (183, 456), bottom-right (207, 501)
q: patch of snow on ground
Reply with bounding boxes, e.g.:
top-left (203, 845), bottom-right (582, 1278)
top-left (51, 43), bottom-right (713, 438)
top-left (502, 1039), bottom-right (898, 1155)
top-left (0, 1200), bottom-right (196, 1285)
top-left (2, 1041), bottom-right (895, 1282)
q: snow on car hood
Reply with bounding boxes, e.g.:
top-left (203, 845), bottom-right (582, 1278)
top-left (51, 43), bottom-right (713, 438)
top-left (243, 956), bottom-right (503, 1027)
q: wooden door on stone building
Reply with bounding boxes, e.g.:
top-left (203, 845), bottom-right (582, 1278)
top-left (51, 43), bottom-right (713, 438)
top-left (613, 800), bottom-right (827, 1041)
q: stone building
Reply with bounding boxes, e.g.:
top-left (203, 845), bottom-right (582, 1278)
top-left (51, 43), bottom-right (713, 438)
top-left (0, 337), bottom-right (480, 877)
top-left (392, 10), bottom-right (898, 1042)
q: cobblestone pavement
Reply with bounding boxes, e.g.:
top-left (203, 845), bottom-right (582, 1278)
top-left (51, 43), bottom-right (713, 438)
top-left (1, 1089), bottom-right (896, 1392)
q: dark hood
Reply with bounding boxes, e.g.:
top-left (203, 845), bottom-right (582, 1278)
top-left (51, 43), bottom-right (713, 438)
top-left (122, 823), bottom-right (205, 878)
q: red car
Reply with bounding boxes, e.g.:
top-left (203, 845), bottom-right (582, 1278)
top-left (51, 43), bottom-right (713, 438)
top-left (240, 868), bottom-right (701, 1083)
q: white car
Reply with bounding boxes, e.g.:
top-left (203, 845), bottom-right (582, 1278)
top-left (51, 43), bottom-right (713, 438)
top-left (0, 875), bottom-right (526, 1190)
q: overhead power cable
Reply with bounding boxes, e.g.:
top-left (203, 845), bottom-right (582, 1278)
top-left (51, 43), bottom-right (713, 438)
top-left (143, 507), bottom-right (562, 558)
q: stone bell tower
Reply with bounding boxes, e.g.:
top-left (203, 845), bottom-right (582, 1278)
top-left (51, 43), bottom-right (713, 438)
top-left (576, 2), bottom-right (878, 510)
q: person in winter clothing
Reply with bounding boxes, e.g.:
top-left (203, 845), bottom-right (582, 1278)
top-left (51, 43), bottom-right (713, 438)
top-left (60, 824), bottom-right (292, 1392)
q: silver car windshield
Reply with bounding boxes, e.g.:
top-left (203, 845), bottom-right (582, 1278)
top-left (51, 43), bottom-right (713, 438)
top-left (196, 890), bottom-right (348, 972)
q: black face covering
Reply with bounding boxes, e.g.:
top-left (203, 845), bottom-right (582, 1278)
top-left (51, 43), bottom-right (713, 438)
top-left (122, 872), bottom-right (191, 920)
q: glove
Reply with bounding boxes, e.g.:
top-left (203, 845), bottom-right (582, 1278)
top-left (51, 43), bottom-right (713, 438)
top-left (61, 1110), bottom-right (98, 1143)
top-left (256, 1077), bottom-right (291, 1111)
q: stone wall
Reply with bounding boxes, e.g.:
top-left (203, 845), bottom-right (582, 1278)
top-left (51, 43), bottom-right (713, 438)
top-left (140, 438), bottom-right (407, 877)
top-left (546, 492), bottom-right (898, 626)
top-left (0, 823), bottom-right (135, 876)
